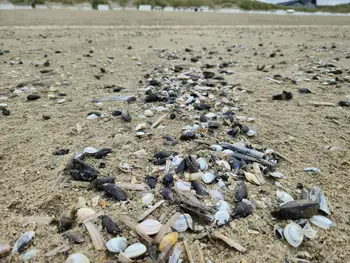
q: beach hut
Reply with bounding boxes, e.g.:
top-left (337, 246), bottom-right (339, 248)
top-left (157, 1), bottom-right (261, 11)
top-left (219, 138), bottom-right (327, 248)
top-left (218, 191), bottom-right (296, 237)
top-left (139, 5), bottom-right (152, 11)
top-left (163, 6), bottom-right (174, 12)
top-left (98, 4), bottom-right (109, 10)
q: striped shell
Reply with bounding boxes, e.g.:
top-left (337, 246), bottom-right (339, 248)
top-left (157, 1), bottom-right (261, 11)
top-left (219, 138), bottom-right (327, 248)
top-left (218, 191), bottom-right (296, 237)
top-left (66, 253), bottom-right (90, 263)
top-left (283, 222), bottom-right (304, 248)
top-left (106, 237), bottom-right (128, 253)
top-left (137, 219), bottom-right (162, 235)
top-left (124, 243), bottom-right (147, 259)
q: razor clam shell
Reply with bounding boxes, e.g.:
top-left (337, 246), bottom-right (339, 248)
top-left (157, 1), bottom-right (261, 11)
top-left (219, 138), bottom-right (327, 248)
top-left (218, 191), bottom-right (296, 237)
top-left (84, 221), bottom-right (106, 250)
top-left (12, 231), bottom-right (35, 254)
top-left (309, 186), bottom-right (331, 215)
top-left (168, 243), bottom-right (182, 263)
top-left (303, 222), bottom-right (318, 239)
top-left (284, 222), bottom-right (304, 248)
top-left (137, 219), bottom-right (162, 235)
top-left (215, 210), bottom-right (230, 226)
top-left (310, 215), bottom-right (334, 230)
top-left (124, 242), bottom-right (147, 259)
top-left (66, 253), bottom-right (90, 263)
top-left (276, 190), bottom-right (294, 204)
top-left (106, 237), bottom-right (128, 253)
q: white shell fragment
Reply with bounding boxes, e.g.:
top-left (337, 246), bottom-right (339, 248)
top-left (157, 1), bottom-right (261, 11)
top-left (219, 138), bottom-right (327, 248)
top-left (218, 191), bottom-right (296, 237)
top-left (310, 215), bottom-right (334, 230)
top-left (284, 222), bottom-right (304, 248)
top-left (123, 243), bottom-right (147, 258)
top-left (138, 219), bottom-right (162, 235)
top-left (144, 110), bottom-right (154, 117)
top-left (196, 158), bottom-right (208, 171)
top-left (270, 171), bottom-right (285, 179)
top-left (12, 231), bottom-right (35, 254)
top-left (215, 211), bottom-right (230, 226)
top-left (172, 214), bottom-right (189, 233)
top-left (216, 200), bottom-right (231, 213)
top-left (140, 193), bottom-right (154, 205)
top-left (303, 222), bottom-right (318, 239)
top-left (276, 190), bottom-right (294, 204)
top-left (309, 186), bottom-right (331, 215)
top-left (106, 237), bottom-right (128, 253)
top-left (83, 147), bottom-right (99, 154)
top-left (201, 172), bottom-right (216, 184)
top-left (216, 160), bottom-right (231, 170)
top-left (175, 181), bottom-right (191, 191)
top-left (66, 253), bottom-right (90, 263)
top-left (171, 156), bottom-right (183, 167)
top-left (77, 208), bottom-right (96, 222)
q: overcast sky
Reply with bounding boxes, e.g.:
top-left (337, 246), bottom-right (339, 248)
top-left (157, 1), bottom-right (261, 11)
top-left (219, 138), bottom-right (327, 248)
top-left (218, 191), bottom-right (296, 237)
top-left (259, 0), bottom-right (350, 5)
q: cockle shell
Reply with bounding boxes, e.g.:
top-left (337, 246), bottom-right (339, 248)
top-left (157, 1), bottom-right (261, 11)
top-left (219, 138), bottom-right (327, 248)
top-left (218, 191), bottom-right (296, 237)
top-left (303, 222), bottom-right (318, 239)
top-left (201, 172), bottom-right (216, 184)
top-left (140, 193), bottom-right (154, 205)
top-left (137, 219), bottom-right (162, 235)
top-left (310, 215), bottom-right (334, 230)
top-left (276, 190), bottom-right (294, 204)
top-left (66, 253), bottom-right (90, 263)
top-left (196, 158), bottom-right (208, 171)
top-left (77, 208), bottom-right (96, 222)
top-left (215, 211), bottom-right (230, 226)
top-left (12, 231), bottom-right (35, 253)
top-left (106, 237), bottom-right (128, 253)
top-left (216, 200), bottom-right (231, 213)
top-left (159, 232), bottom-right (178, 252)
top-left (283, 222), bottom-right (304, 248)
top-left (124, 243), bottom-right (147, 258)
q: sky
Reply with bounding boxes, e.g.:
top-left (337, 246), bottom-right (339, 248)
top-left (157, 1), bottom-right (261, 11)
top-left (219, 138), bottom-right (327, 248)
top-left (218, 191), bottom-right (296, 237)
top-left (259, 0), bottom-right (350, 5)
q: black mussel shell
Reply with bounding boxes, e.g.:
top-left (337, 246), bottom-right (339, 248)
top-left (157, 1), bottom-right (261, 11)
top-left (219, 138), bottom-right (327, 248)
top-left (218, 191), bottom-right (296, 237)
top-left (153, 151), bottom-right (177, 165)
top-left (194, 103), bottom-right (211, 111)
top-left (185, 156), bottom-right (199, 173)
top-left (191, 180), bottom-right (209, 196)
top-left (162, 174), bottom-right (174, 187)
top-left (63, 231), bottom-right (85, 244)
top-left (102, 184), bottom-right (127, 201)
top-left (175, 159), bottom-right (186, 173)
top-left (272, 91), bottom-right (293, 101)
top-left (27, 94), bottom-right (41, 101)
top-left (180, 131), bottom-right (196, 141)
top-left (229, 157), bottom-right (241, 170)
top-left (149, 79), bottom-right (161, 86)
top-left (145, 175), bottom-right (157, 189)
top-left (93, 148), bottom-right (112, 159)
top-left (339, 100), bottom-right (350, 107)
top-left (145, 93), bottom-right (162, 102)
top-left (231, 201), bottom-right (253, 219)
top-left (299, 88), bottom-right (312, 94)
top-left (234, 181), bottom-right (248, 202)
top-left (240, 125), bottom-right (249, 134)
top-left (2, 108), bottom-right (10, 116)
top-left (203, 71), bottom-right (215, 79)
top-left (58, 216), bottom-right (73, 232)
top-left (121, 109), bottom-right (131, 122)
top-left (69, 158), bottom-right (99, 182)
top-left (102, 215), bottom-right (118, 235)
top-left (199, 114), bottom-right (208, 122)
top-left (169, 113), bottom-right (176, 119)
top-left (112, 110), bottom-right (122, 116)
top-left (271, 200), bottom-right (319, 220)
top-left (161, 187), bottom-right (174, 201)
top-left (227, 127), bottom-right (240, 137)
top-left (93, 177), bottom-right (116, 190)
top-left (87, 111), bottom-right (102, 117)
top-left (53, 148), bottom-right (70, 156)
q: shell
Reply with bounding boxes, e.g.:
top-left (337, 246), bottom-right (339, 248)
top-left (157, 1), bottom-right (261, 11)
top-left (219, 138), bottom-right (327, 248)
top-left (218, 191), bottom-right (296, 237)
top-left (84, 221), bottom-right (106, 251)
top-left (22, 248), bottom-right (38, 261)
top-left (102, 184), bottom-right (127, 201)
top-left (140, 193), bottom-right (154, 205)
top-left (216, 178), bottom-right (226, 189)
top-left (121, 109), bottom-right (131, 122)
top-left (196, 158), bottom-right (208, 171)
top-left (234, 181), bottom-right (248, 202)
top-left (12, 231), bottom-right (35, 253)
top-left (215, 211), bottom-right (230, 226)
top-left (191, 180), bottom-right (208, 196)
top-left (231, 201), bottom-right (253, 219)
top-left (276, 190), bottom-right (294, 204)
top-left (135, 123), bottom-right (147, 131)
top-left (63, 231), bottom-right (85, 244)
top-left (222, 149), bottom-right (234, 156)
top-left (209, 189), bottom-right (224, 201)
top-left (144, 110), bottom-right (154, 117)
top-left (102, 215), bottom-right (118, 235)
top-left (310, 215), bottom-right (334, 230)
top-left (244, 171), bottom-right (261, 185)
top-left (83, 147), bottom-right (99, 154)
top-left (161, 187), bottom-right (174, 201)
top-left (274, 225), bottom-right (284, 240)
top-left (172, 215), bottom-right (188, 233)
top-left (303, 222), bottom-right (318, 239)
top-left (124, 243), bottom-right (147, 259)
top-left (138, 219), bottom-right (162, 235)
top-left (58, 217), bottom-right (73, 232)
top-left (201, 172), bottom-right (216, 184)
top-left (283, 222), bottom-right (304, 248)
top-left (270, 171), bottom-right (285, 179)
top-left (66, 253), bottom-right (90, 263)
top-left (106, 237), bottom-right (128, 253)
top-left (271, 199), bottom-right (319, 220)
top-left (216, 160), bottom-right (231, 170)
top-left (247, 129), bottom-right (256, 137)
top-left (183, 214), bottom-right (194, 230)
top-left (171, 156), bottom-right (184, 167)
top-left (77, 208), bottom-right (96, 222)
top-left (175, 181), bottom-right (191, 191)
top-left (210, 145), bottom-right (223, 152)
top-left (93, 177), bottom-right (116, 190)
top-left (309, 186), bottom-right (331, 215)
top-left (216, 200), bottom-right (231, 213)
top-left (0, 243), bottom-right (10, 258)
top-left (159, 232), bottom-right (178, 252)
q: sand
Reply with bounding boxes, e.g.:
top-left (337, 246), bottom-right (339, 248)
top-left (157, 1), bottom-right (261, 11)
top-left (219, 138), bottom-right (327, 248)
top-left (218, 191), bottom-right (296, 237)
top-left (0, 10), bottom-right (349, 263)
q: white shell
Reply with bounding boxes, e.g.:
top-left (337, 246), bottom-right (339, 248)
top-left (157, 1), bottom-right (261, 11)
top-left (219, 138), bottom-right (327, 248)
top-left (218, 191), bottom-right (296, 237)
top-left (66, 253), bottom-right (90, 263)
top-left (216, 160), bottom-right (231, 170)
top-left (270, 171), bottom-right (285, 179)
top-left (215, 211), bottom-right (230, 226)
top-left (138, 219), bottom-right (162, 235)
top-left (215, 200), bottom-right (231, 213)
top-left (12, 231), bottom-right (35, 254)
top-left (310, 215), bottom-right (334, 230)
top-left (83, 147), bottom-right (99, 154)
top-left (196, 158), bottom-right (208, 171)
top-left (222, 149), bottom-right (234, 156)
top-left (209, 189), bottom-right (224, 201)
top-left (144, 110), bottom-right (153, 117)
top-left (247, 129), bottom-right (256, 137)
top-left (135, 123), bottom-right (147, 131)
top-left (172, 156), bottom-right (183, 166)
top-left (201, 172), bottom-right (216, 184)
top-left (172, 215), bottom-right (188, 232)
top-left (106, 237), bottom-right (128, 253)
top-left (77, 208), bottom-right (96, 222)
top-left (175, 181), bottom-right (191, 191)
top-left (205, 112), bottom-right (216, 119)
top-left (284, 222), bottom-right (304, 248)
top-left (303, 222), bottom-right (318, 239)
top-left (276, 190), bottom-right (294, 204)
top-left (140, 193), bottom-right (154, 205)
top-left (22, 248), bottom-right (38, 261)
top-left (210, 145), bottom-right (223, 152)
top-left (309, 186), bottom-right (331, 215)
top-left (216, 178), bottom-right (226, 190)
top-left (124, 243), bottom-right (147, 259)
top-left (192, 124), bottom-right (201, 132)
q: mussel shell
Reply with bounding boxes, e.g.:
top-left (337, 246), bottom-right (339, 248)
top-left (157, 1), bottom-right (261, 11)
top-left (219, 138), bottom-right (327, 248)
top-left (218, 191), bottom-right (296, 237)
top-left (271, 200), bottom-right (319, 220)
top-left (162, 174), bottom-right (174, 187)
top-left (102, 215), bottom-right (118, 235)
top-left (185, 156), bottom-right (199, 173)
top-left (276, 190), bottom-right (294, 204)
top-left (310, 215), bottom-right (334, 230)
top-left (145, 175), bottom-right (157, 189)
top-left (234, 181), bottom-right (248, 202)
top-left (102, 184), bottom-right (127, 201)
top-left (69, 159), bottom-right (99, 182)
top-left (12, 231), bottom-right (35, 253)
top-left (284, 222), bottom-right (304, 248)
top-left (274, 225), bottom-right (284, 240)
top-left (106, 237), bottom-right (127, 253)
top-left (121, 109), bottom-right (131, 122)
top-left (180, 130), bottom-right (196, 141)
top-left (191, 180), bottom-right (209, 196)
top-left (231, 201), bottom-right (253, 219)
top-left (63, 231), bottom-right (85, 244)
top-left (161, 188), bottom-right (174, 201)
top-left (175, 159), bottom-right (186, 173)
top-left (154, 151), bottom-right (178, 160)
top-left (58, 217), bottom-right (73, 232)
top-left (93, 148), bottom-right (112, 159)
top-left (93, 177), bottom-right (116, 190)
top-left (215, 200), bottom-right (231, 213)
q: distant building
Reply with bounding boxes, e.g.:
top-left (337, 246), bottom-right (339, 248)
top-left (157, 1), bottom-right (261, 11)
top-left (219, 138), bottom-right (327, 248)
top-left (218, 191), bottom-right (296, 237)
top-left (163, 6), bottom-right (174, 11)
top-left (199, 6), bottom-right (209, 12)
top-left (139, 4), bottom-right (152, 11)
top-left (277, 0), bottom-right (317, 8)
top-left (153, 5), bottom-right (163, 11)
top-left (98, 4), bottom-right (109, 11)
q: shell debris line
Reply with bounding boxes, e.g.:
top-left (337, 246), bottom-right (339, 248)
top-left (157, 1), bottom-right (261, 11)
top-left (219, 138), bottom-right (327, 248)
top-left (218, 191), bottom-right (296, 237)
top-left (2, 25), bottom-right (348, 263)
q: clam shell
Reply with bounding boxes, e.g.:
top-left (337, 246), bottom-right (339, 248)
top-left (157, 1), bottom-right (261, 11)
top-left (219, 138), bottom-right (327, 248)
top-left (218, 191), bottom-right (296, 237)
top-left (210, 144), bottom-right (223, 152)
top-left (77, 208), bottom-right (96, 222)
top-left (159, 232), bottom-right (178, 252)
top-left (276, 190), bottom-right (294, 204)
top-left (209, 189), bottom-right (224, 201)
top-left (144, 109), bottom-right (154, 117)
top-left (140, 193), bottom-right (154, 205)
top-left (196, 158), bottom-right (208, 171)
top-left (215, 211), bottom-right (230, 226)
top-left (244, 171), bottom-right (261, 185)
top-left (309, 186), bottom-right (331, 215)
top-left (222, 149), bottom-right (234, 156)
top-left (175, 181), bottom-right (191, 191)
top-left (124, 242), bottom-right (147, 259)
top-left (215, 160), bottom-right (231, 170)
top-left (216, 200), bottom-right (231, 213)
top-left (303, 222), bottom-right (318, 239)
top-left (66, 253), bottom-right (90, 263)
top-left (106, 237), bottom-right (128, 253)
top-left (310, 215), bottom-right (334, 230)
top-left (172, 215), bottom-right (188, 233)
top-left (12, 231), bottom-right (35, 253)
top-left (138, 219), bottom-right (162, 235)
top-left (201, 172), bottom-right (216, 184)
top-left (135, 123), bottom-right (147, 131)
top-left (283, 222), bottom-right (304, 248)
top-left (83, 147), bottom-right (99, 154)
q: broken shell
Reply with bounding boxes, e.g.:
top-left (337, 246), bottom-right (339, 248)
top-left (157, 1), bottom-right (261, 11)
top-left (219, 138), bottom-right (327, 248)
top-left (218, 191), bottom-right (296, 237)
top-left (171, 156), bottom-right (184, 167)
top-left (144, 109), bottom-right (154, 117)
top-left (84, 221), bottom-right (105, 250)
top-left (310, 215), bottom-right (334, 230)
top-left (309, 186), bottom-right (331, 215)
top-left (145, 175), bottom-right (157, 189)
top-left (121, 109), bottom-right (132, 122)
top-left (215, 210), bottom-right (230, 226)
top-left (274, 225), bottom-right (284, 240)
top-left (84, 147), bottom-right (99, 154)
top-left (216, 200), bottom-right (231, 213)
top-left (22, 248), bottom-right (38, 262)
top-left (210, 145), bottom-right (223, 152)
top-left (184, 214), bottom-right (193, 230)
top-left (276, 190), bottom-right (294, 204)
top-left (159, 232), bottom-right (178, 252)
top-left (69, 158), bottom-right (99, 182)
top-left (196, 158), bottom-right (208, 171)
top-left (12, 231), bottom-right (35, 253)
top-left (162, 174), bottom-right (174, 187)
top-left (185, 156), bottom-right (199, 173)
top-left (124, 243), bottom-right (147, 258)
top-left (284, 222), bottom-right (304, 248)
top-left (270, 171), bottom-right (285, 179)
top-left (271, 200), bottom-right (319, 220)
top-left (135, 123), bottom-right (147, 131)
top-left (138, 219), bottom-right (162, 235)
top-left (172, 215), bottom-right (188, 233)
top-left (231, 201), bottom-right (253, 219)
top-left (244, 171), bottom-right (261, 185)
top-left (63, 231), bottom-right (85, 244)
top-left (0, 244), bottom-right (10, 258)
top-left (140, 193), bottom-right (154, 205)
top-left (175, 181), bottom-right (191, 191)
top-left (102, 215), bottom-right (118, 235)
top-left (102, 184), bottom-right (127, 201)
top-left (191, 180), bottom-right (209, 196)
top-left (303, 222), bottom-right (318, 239)
top-left (201, 172), bottom-right (216, 184)
top-left (222, 149), bottom-right (234, 156)
top-left (216, 178), bottom-right (226, 189)
top-left (234, 181), bottom-right (248, 202)
top-left (106, 237), bottom-right (128, 253)
top-left (77, 208), bottom-right (96, 222)
top-left (216, 160), bottom-right (231, 170)
top-left (66, 253), bottom-right (90, 263)
top-left (161, 187), bottom-right (174, 201)
top-left (93, 177), bottom-right (115, 190)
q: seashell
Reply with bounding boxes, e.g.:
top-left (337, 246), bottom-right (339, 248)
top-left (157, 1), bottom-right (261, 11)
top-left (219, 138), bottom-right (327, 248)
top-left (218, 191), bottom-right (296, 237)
top-left (27, 94), bottom-right (41, 101)
top-left (66, 253), bottom-right (90, 263)
top-left (124, 242), bottom-right (147, 258)
top-left (159, 232), bottom-right (178, 252)
top-left (138, 219), bottom-right (162, 235)
top-left (182, 125), bottom-right (192, 131)
top-left (222, 149), bottom-right (234, 156)
top-left (192, 124), bottom-right (201, 132)
top-left (216, 160), bottom-right (231, 170)
top-left (274, 225), bottom-right (284, 240)
top-left (210, 144), bottom-right (223, 151)
top-left (63, 231), bottom-right (85, 244)
top-left (183, 214), bottom-right (194, 230)
top-left (244, 171), bottom-right (261, 185)
top-left (303, 222), bottom-right (318, 239)
top-left (121, 109), bottom-right (132, 122)
top-left (77, 208), bottom-right (96, 222)
top-left (216, 200), bottom-right (231, 213)
top-left (84, 221), bottom-right (105, 251)
top-left (172, 215), bottom-right (188, 233)
top-left (276, 190), bottom-right (294, 204)
top-left (205, 112), bottom-right (216, 119)
top-left (171, 156), bottom-right (184, 167)
top-left (191, 180), bottom-right (208, 196)
top-left (140, 193), bottom-right (154, 205)
top-left (175, 159), bottom-right (186, 173)
top-left (234, 181), bottom-right (248, 202)
top-left (215, 211), bottom-right (230, 226)
top-left (145, 175), bottom-right (157, 189)
top-left (309, 186), bottom-right (331, 215)
top-left (186, 172), bottom-right (203, 181)
top-left (175, 181), bottom-right (191, 191)
top-left (247, 129), bottom-right (256, 137)
top-left (93, 177), bottom-right (115, 190)
top-left (162, 174), bottom-right (174, 187)
top-left (93, 148), bottom-right (112, 159)
top-left (83, 147), bottom-right (98, 154)
top-left (196, 158), bottom-right (208, 171)
top-left (209, 189), bottom-right (224, 201)
top-left (102, 184), bottom-right (127, 201)
top-left (231, 202), bottom-right (253, 220)
top-left (135, 123), bottom-right (147, 131)
top-left (58, 216), bottom-right (73, 232)
top-left (185, 156), bottom-right (199, 173)
top-left (12, 231), bottom-right (35, 253)
top-left (102, 215), bottom-right (118, 235)
top-left (168, 244), bottom-right (182, 263)
top-left (22, 248), bottom-right (38, 261)
top-left (284, 222), bottom-right (304, 248)
top-left (119, 163), bottom-right (133, 173)
top-left (69, 158), bottom-right (99, 182)
top-left (0, 243), bottom-right (10, 258)
top-left (310, 215), bottom-right (334, 230)
top-left (180, 130), bottom-right (196, 141)
top-left (216, 178), bottom-right (226, 190)
top-left (270, 171), bottom-right (285, 179)
top-left (144, 110), bottom-right (154, 117)
top-left (161, 187), bottom-right (174, 201)
top-left (271, 200), bottom-right (319, 220)
top-left (106, 237), bottom-right (128, 253)
top-left (201, 172), bottom-right (216, 184)
top-left (154, 151), bottom-right (178, 163)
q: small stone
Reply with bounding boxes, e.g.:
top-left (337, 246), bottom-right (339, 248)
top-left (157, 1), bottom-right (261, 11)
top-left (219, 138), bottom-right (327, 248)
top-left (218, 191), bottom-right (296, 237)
top-left (144, 110), bottom-right (154, 117)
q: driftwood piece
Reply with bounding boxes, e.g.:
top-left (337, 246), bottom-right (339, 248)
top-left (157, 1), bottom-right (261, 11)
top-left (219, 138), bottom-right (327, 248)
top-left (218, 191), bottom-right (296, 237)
top-left (194, 240), bottom-right (205, 263)
top-left (151, 114), bottom-right (167, 128)
top-left (308, 101), bottom-right (336, 107)
top-left (116, 183), bottom-right (150, 191)
top-left (274, 151), bottom-right (297, 166)
top-left (119, 215), bottom-right (154, 245)
top-left (155, 212), bottom-right (181, 244)
top-left (183, 239), bottom-right (195, 263)
top-left (265, 76), bottom-right (281, 84)
top-left (211, 231), bottom-right (246, 253)
top-left (137, 200), bottom-right (165, 222)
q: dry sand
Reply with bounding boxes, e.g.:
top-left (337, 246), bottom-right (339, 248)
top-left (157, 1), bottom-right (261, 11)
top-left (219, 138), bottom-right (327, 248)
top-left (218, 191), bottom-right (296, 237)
top-left (0, 10), bottom-right (349, 263)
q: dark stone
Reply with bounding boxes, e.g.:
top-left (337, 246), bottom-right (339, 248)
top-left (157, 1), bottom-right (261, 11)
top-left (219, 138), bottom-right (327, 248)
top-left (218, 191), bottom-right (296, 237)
top-left (180, 131), bottom-right (196, 141)
top-left (27, 94), bottom-right (41, 101)
top-left (2, 108), bottom-right (10, 116)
